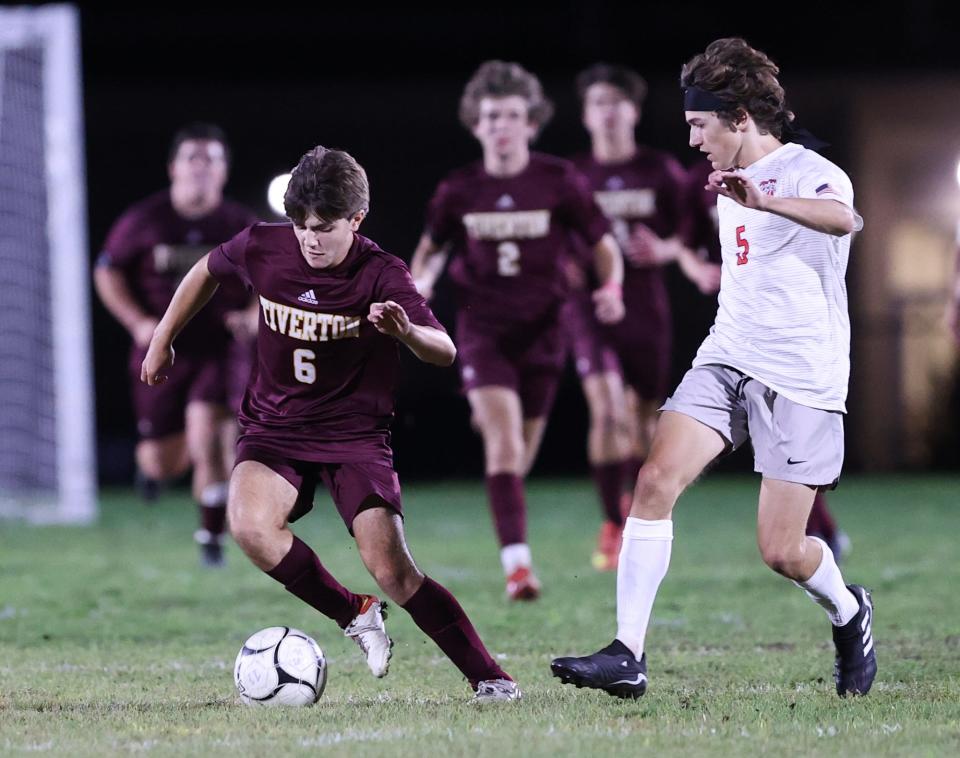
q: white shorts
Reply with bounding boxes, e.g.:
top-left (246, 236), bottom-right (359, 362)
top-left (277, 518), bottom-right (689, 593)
top-left (661, 364), bottom-right (844, 488)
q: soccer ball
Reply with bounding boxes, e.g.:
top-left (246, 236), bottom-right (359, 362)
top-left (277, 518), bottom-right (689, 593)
top-left (234, 626), bottom-right (327, 706)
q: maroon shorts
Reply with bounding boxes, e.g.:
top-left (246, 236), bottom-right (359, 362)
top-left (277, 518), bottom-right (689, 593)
top-left (562, 290), bottom-right (622, 379)
top-left (129, 347), bottom-right (228, 439)
top-left (235, 441), bottom-right (403, 534)
top-left (455, 310), bottom-right (564, 419)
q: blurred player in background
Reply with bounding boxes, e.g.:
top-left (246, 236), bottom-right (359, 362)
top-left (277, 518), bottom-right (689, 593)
top-left (684, 159), bottom-right (851, 562)
top-left (568, 64), bottom-right (721, 571)
top-left (553, 38), bottom-right (875, 700)
top-left (410, 60), bottom-right (624, 600)
top-left (94, 123), bottom-right (258, 566)
top-left (141, 145), bottom-right (519, 701)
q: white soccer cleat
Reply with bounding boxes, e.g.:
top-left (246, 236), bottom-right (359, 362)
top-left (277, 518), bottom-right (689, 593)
top-left (343, 595), bottom-right (393, 678)
top-left (473, 678), bottom-right (522, 702)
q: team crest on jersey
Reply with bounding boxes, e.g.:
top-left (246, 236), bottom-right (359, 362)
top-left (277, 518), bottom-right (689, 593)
top-left (759, 179), bottom-right (778, 196)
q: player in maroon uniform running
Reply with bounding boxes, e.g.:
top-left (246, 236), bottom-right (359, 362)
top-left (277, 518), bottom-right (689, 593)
top-left (682, 160), bottom-right (850, 561)
top-left (141, 145), bottom-right (519, 701)
top-left (568, 64), bottom-right (721, 570)
top-left (410, 61), bottom-right (625, 600)
top-left (94, 123), bottom-right (258, 566)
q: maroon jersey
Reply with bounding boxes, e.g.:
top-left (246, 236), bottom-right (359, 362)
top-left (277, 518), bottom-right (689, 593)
top-left (679, 161), bottom-right (722, 264)
top-left (99, 191), bottom-right (257, 352)
top-left (207, 225), bottom-right (443, 465)
top-left (570, 149), bottom-right (687, 328)
top-left (425, 153), bottom-right (608, 329)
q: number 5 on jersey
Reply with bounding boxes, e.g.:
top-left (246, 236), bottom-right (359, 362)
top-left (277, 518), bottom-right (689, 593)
top-left (735, 225), bottom-right (749, 266)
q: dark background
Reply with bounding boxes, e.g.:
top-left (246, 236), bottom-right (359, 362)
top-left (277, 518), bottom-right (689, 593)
top-left (81, 2), bottom-right (958, 482)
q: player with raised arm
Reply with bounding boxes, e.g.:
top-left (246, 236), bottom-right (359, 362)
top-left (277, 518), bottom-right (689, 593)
top-left (568, 63), bottom-right (721, 571)
top-left (94, 123), bottom-right (258, 566)
top-left (410, 60), bottom-right (624, 600)
top-left (683, 159), bottom-right (851, 562)
top-left (141, 146), bottom-right (519, 701)
top-left (551, 38), bottom-right (876, 699)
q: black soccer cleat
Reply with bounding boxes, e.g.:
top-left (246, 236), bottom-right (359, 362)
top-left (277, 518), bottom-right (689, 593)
top-left (551, 639), bottom-right (647, 699)
top-left (199, 541), bottom-right (225, 568)
top-left (832, 584), bottom-right (877, 697)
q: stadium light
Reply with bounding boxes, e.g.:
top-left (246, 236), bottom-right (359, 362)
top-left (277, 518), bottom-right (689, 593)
top-left (268, 173), bottom-right (291, 217)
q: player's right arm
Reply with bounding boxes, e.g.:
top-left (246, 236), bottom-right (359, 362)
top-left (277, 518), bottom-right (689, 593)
top-left (93, 264), bottom-right (158, 348)
top-left (409, 234), bottom-right (448, 300)
top-left (140, 254), bottom-right (220, 386)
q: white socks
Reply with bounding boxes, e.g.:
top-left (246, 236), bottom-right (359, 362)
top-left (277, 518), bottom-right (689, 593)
top-left (796, 536), bottom-right (859, 626)
top-left (616, 517), bottom-right (673, 661)
top-left (200, 481), bottom-right (229, 507)
top-left (500, 543), bottom-right (532, 575)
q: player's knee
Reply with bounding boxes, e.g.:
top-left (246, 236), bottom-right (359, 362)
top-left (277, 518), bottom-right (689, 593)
top-left (634, 461), bottom-right (681, 515)
top-left (369, 559), bottom-right (423, 604)
top-left (485, 438), bottom-right (524, 472)
top-left (758, 543), bottom-right (805, 579)
top-left (229, 510), bottom-right (278, 557)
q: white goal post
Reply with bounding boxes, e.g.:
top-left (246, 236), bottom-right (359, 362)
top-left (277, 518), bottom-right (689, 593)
top-left (0, 4), bottom-right (96, 523)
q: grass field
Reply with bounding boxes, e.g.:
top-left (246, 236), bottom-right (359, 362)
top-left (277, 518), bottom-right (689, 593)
top-left (1, 475), bottom-right (959, 756)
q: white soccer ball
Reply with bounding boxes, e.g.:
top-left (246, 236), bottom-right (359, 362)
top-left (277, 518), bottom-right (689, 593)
top-left (234, 626), bottom-right (327, 706)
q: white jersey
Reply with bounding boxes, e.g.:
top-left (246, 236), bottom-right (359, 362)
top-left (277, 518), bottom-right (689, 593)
top-left (692, 143), bottom-right (862, 412)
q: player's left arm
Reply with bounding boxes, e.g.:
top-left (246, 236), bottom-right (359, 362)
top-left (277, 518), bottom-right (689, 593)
top-left (141, 254), bottom-right (221, 385)
top-left (710, 170), bottom-right (861, 236)
top-left (368, 301), bottom-right (456, 366)
top-left (590, 233), bottom-right (625, 324)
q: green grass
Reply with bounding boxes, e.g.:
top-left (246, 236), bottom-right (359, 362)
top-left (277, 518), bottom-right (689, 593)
top-left (1, 475), bottom-right (959, 756)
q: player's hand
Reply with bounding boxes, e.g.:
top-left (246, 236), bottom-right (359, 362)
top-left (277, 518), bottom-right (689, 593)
top-left (224, 308), bottom-right (258, 341)
top-left (592, 283), bottom-right (625, 324)
top-left (368, 300), bottom-right (411, 338)
top-left (707, 170), bottom-right (767, 210)
top-left (679, 255), bottom-right (722, 295)
top-left (140, 336), bottom-right (175, 386)
top-left (622, 224), bottom-right (678, 268)
top-left (131, 317), bottom-right (160, 348)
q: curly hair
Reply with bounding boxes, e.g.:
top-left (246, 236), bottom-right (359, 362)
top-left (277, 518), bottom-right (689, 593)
top-left (283, 146), bottom-right (369, 225)
top-left (458, 60), bottom-right (554, 135)
top-left (680, 38), bottom-right (793, 138)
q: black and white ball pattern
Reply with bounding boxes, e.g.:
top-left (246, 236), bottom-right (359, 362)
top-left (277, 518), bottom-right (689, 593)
top-left (234, 626), bottom-right (327, 706)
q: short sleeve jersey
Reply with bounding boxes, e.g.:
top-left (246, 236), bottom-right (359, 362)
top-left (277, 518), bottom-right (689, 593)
top-left (99, 191), bottom-right (258, 352)
top-left (425, 153), bottom-right (608, 328)
top-left (207, 225), bottom-right (443, 464)
top-left (692, 143), bottom-right (862, 411)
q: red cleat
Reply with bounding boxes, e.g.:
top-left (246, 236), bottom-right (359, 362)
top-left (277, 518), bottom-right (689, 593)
top-left (505, 566), bottom-right (541, 601)
top-left (591, 520), bottom-right (623, 572)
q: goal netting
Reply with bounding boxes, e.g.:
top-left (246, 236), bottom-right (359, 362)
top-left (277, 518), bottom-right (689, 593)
top-left (0, 4), bottom-right (95, 523)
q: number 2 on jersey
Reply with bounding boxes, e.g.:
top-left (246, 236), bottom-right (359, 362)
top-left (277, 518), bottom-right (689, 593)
top-left (497, 241), bottom-right (520, 276)
top-left (735, 225), bottom-right (749, 266)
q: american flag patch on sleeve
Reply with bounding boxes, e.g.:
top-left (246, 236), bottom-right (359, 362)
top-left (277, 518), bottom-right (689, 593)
top-left (815, 183), bottom-right (838, 196)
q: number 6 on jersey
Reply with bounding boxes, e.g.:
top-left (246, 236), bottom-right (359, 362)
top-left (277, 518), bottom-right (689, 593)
top-left (293, 348), bottom-right (316, 384)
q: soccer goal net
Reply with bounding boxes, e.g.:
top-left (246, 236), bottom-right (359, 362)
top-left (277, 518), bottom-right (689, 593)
top-left (0, 5), bottom-right (95, 523)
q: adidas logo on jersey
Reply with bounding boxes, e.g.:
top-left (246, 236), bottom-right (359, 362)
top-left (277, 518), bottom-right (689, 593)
top-left (605, 176), bottom-right (625, 190)
top-left (495, 194), bottom-right (515, 210)
top-left (298, 289), bottom-right (319, 305)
